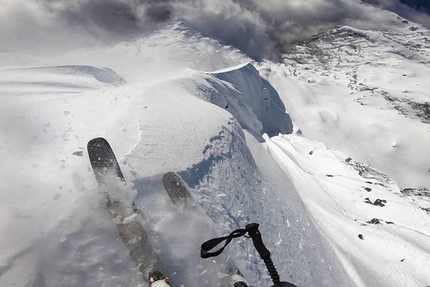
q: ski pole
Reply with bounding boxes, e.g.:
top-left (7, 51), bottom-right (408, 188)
top-left (246, 223), bottom-right (281, 286)
top-left (246, 223), bottom-right (298, 287)
top-left (201, 223), bottom-right (298, 287)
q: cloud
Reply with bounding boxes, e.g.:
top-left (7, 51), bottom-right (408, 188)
top-left (0, 0), bottom-right (166, 55)
top-left (0, 1), bottom-right (100, 55)
top-left (362, 0), bottom-right (430, 27)
top-left (1, 0), bottom-right (429, 59)
top-left (165, 0), bottom-right (389, 59)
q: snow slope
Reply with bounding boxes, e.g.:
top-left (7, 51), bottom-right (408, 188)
top-left (265, 134), bottom-right (430, 286)
top-left (264, 16), bottom-right (430, 188)
top-left (1, 8), bottom-right (430, 287)
top-left (0, 57), bottom-right (353, 286)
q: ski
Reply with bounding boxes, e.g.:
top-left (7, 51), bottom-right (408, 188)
top-left (162, 171), bottom-right (192, 205)
top-left (87, 137), bottom-right (169, 283)
top-left (161, 172), bottom-right (249, 287)
top-left (87, 137), bottom-right (125, 183)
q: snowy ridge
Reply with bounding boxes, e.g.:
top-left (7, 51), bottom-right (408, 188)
top-left (0, 65), bottom-right (125, 96)
top-left (181, 63), bottom-right (293, 141)
top-left (48, 21), bottom-right (250, 84)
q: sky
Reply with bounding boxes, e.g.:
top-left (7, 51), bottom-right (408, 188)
top-left (2, 0), bottom-right (430, 59)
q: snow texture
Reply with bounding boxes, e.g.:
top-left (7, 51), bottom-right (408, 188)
top-left (1, 3), bottom-right (430, 287)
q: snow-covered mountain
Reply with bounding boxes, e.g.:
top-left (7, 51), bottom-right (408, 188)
top-left (1, 1), bottom-right (429, 287)
top-left (270, 18), bottom-right (430, 188)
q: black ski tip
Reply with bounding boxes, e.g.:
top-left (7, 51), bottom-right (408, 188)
top-left (87, 137), bottom-right (110, 150)
top-left (87, 137), bottom-right (124, 183)
top-left (162, 172), bottom-right (192, 205)
top-left (161, 172), bottom-right (182, 187)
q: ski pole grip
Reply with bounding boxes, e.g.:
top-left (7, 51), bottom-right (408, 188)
top-left (246, 223), bottom-right (270, 259)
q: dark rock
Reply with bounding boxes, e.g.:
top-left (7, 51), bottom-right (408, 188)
top-left (364, 198), bottom-right (386, 207)
top-left (374, 199), bottom-right (387, 207)
top-left (367, 218), bottom-right (381, 225)
top-left (401, 187), bottom-right (430, 197)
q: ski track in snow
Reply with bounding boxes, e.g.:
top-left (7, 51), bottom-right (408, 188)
top-left (1, 13), bottom-right (430, 287)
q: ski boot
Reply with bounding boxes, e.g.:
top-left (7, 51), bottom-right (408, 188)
top-left (148, 270), bottom-right (171, 287)
top-left (230, 273), bottom-right (249, 287)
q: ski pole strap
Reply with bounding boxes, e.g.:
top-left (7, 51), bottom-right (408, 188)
top-left (200, 228), bottom-right (247, 258)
